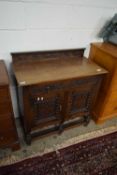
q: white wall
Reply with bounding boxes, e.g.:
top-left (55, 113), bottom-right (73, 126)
top-left (0, 0), bottom-right (116, 117)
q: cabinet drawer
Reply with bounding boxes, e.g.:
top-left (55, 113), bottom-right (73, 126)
top-left (0, 101), bottom-right (11, 115)
top-left (0, 115), bottom-right (14, 131)
top-left (0, 129), bottom-right (17, 147)
top-left (0, 87), bottom-right (9, 103)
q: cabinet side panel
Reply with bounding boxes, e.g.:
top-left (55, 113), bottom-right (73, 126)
top-left (89, 45), bottom-right (115, 122)
top-left (89, 45), bottom-right (114, 88)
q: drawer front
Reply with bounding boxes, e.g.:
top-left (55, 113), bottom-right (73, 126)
top-left (0, 115), bottom-right (15, 132)
top-left (29, 76), bottom-right (100, 96)
top-left (0, 86), bottom-right (9, 103)
top-left (0, 101), bottom-right (12, 116)
top-left (0, 129), bottom-right (17, 147)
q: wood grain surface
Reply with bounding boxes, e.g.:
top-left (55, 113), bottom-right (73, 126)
top-left (89, 42), bottom-right (117, 123)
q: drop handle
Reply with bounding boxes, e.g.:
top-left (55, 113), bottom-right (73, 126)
top-left (37, 97), bottom-right (40, 101)
top-left (41, 97), bottom-right (44, 101)
top-left (36, 97), bottom-right (44, 102)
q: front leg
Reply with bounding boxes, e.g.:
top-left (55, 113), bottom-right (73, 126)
top-left (58, 123), bottom-right (64, 134)
top-left (84, 115), bottom-right (90, 126)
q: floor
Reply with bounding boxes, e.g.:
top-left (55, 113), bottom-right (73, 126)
top-left (0, 117), bottom-right (117, 166)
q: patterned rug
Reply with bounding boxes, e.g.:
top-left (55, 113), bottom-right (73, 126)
top-left (0, 131), bottom-right (117, 175)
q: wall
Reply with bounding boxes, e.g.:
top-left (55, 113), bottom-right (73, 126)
top-left (0, 0), bottom-right (116, 117)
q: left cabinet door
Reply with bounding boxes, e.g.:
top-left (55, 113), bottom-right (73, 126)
top-left (31, 93), bottom-right (64, 127)
top-left (24, 87), bottom-right (64, 129)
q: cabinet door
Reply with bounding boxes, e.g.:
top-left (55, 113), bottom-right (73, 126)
top-left (29, 92), bottom-right (64, 127)
top-left (67, 88), bottom-right (95, 119)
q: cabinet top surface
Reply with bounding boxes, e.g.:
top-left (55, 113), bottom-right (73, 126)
top-left (12, 57), bottom-right (107, 86)
top-left (0, 60), bottom-right (9, 85)
top-left (91, 42), bottom-right (117, 58)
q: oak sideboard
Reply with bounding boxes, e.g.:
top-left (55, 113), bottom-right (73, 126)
top-left (12, 49), bottom-right (107, 144)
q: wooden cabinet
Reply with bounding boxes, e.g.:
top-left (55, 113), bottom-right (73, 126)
top-left (89, 42), bottom-right (117, 123)
top-left (0, 60), bottom-right (20, 151)
top-left (12, 49), bottom-right (107, 144)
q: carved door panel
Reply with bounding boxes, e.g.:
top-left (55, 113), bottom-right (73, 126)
top-left (67, 88), bottom-right (94, 119)
top-left (29, 92), bottom-right (64, 127)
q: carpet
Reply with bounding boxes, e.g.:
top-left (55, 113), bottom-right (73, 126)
top-left (0, 131), bottom-right (117, 175)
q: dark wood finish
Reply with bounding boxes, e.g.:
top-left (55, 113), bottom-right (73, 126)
top-left (12, 49), bottom-right (107, 144)
top-left (89, 42), bottom-right (117, 123)
top-left (0, 60), bottom-right (20, 151)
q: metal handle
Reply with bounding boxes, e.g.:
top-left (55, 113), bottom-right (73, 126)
top-left (41, 97), bottom-right (44, 101)
top-left (37, 97), bottom-right (44, 101)
top-left (37, 97), bottom-right (40, 101)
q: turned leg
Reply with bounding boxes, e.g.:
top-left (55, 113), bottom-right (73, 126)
top-left (58, 124), bottom-right (64, 134)
top-left (84, 115), bottom-right (90, 126)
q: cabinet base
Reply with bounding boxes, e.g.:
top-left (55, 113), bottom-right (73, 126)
top-left (25, 115), bottom-right (90, 145)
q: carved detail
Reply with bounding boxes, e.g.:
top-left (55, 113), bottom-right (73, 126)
top-left (12, 49), bottom-right (85, 65)
top-left (30, 95), bottom-right (62, 124)
top-left (69, 78), bottom-right (98, 116)
top-left (30, 77), bottom-right (99, 94)
top-left (69, 91), bottom-right (93, 115)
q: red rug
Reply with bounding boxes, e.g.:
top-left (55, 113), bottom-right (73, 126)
top-left (0, 131), bottom-right (117, 175)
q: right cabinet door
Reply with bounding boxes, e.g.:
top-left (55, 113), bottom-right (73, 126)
top-left (67, 89), bottom-right (92, 119)
top-left (66, 78), bottom-right (101, 120)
